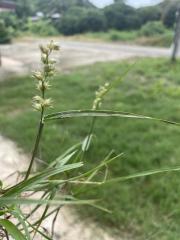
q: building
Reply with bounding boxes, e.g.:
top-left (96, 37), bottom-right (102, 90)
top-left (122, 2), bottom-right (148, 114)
top-left (51, 13), bottom-right (61, 20)
top-left (0, 1), bottom-right (16, 12)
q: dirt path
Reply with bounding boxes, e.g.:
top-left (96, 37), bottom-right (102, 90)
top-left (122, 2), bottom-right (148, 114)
top-left (0, 38), bottom-right (172, 80)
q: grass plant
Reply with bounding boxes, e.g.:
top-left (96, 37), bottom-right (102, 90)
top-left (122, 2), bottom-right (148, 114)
top-left (0, 44), bottom-right (180, 239)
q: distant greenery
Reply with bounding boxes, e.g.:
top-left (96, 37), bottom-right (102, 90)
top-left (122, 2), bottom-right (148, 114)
top-left (162, 0), bottom-right (180, 28)
top-left (26, 19), bottom-right (59, 36)
top-left (0, 19), bottom-right (11, 43)
top-left (0, 0), bottom-right (178, 39)
top-left (57, 7), bottom-right (106, 35)
top-left (1, 59), bottom-right (180, 239)
top-left (137, 5), bottom-right (161, 25)
top-left (104, 3), bottom-right (141, 30)
top-left (139, 21), bottom-right (167, 37)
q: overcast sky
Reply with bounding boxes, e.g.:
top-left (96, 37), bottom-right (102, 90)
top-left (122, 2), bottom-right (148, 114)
top-left (89, 0), bottom-right (163, 8)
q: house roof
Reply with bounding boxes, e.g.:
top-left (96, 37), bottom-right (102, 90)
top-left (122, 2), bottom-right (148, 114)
top-left (0, 1), bottom-right (16, 10)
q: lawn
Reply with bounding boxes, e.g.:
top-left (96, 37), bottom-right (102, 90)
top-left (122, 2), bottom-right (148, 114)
top-left (1, 58), bottom-right (180, 239)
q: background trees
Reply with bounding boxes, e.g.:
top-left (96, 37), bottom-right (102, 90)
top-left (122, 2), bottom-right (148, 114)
top-left (104, 3), bottom-right (141, 30)
top-left (0, 0), bottom-right (179, 37)
top-left (162, 0), bottom-right (180, 28)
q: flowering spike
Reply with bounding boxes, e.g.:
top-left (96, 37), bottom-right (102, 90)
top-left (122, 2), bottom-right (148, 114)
top-left (92, 82), bottom-right (110, 110)
top-left (32, 41), bottom-right (60, 111)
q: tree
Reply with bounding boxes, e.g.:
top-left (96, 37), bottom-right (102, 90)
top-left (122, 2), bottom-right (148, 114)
top-left (57, 7), bottom-right (105, 35)
top-left (162, 0), bottom-right (180, 28)
top-left (33, 0), bottom-right (94, 14)
top-left (0, 12), bottom-right (19, 30)
top-left (14, 0), bottom-right (33, 18)
top-left (137, 6), bottom-right (161, 25)
top-left (81, 9), bottom-right (106, 32)
top-left (104, 3), bottom-right (140, 30)
top-left (57, 7), bottom-right (86, 35)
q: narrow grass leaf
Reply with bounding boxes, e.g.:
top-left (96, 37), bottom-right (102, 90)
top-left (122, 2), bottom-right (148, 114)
top-left (0, 197), bottom-right (97, 206)
top-left (3, 162), bottom-right (83, 197)
top-left (82, 134), bottom-right (93, 152)
top-left (44, 110), bottom-right (180, 126)
top-left (107, 166), bottom-right (180, 183)
top-left (0, 219), bottom-right (26, 240)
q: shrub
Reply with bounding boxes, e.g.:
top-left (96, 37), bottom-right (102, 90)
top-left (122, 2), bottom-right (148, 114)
top-left (139, 21), bottom-right (167, 37)
top-left (0, 19), bottom-right (11, 44)
top-left (0, 12), bottom-right (19, 30)
top-left (27, 19), bottom-right (59, 36)
top-left (108, 30), bottom-right (138, 41)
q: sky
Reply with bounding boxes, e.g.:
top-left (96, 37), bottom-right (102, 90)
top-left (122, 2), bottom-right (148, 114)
top-left (89, 0), bottom-right (163, 8)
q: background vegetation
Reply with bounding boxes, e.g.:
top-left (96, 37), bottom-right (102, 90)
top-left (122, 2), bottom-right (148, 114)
top-left (0, 0), bottom-right (179, 46)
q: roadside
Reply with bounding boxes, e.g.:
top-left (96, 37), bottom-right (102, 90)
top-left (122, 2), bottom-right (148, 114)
top-left (0, 38), bottom-right (172, 80)
top-left (67, 30), bottom-right (173, 48)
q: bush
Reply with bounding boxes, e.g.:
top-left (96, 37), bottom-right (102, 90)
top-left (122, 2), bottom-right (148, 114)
top-left (139, 21), bottom-right (167, 37)
top-left (0, 19), bottom-right (11, 44)
top-left (58, 7), bottom-right (106, 35)
top-left (108, 29), bottom-right (138, 41)
top-left (0, 12), bottom-right (19, 30)
top-left (27, 19), bottom-right (59, 36)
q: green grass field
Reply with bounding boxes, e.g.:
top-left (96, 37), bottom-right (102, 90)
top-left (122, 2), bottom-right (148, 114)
top-left (1, 58), bottom-right (180, 239)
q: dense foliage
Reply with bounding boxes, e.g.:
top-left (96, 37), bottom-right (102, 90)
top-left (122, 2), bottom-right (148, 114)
top-left (0, 0), bottom-right (178, 37)
top-left (27, 20), bottom-right (58, 36)
top-left (104, 3), bottom-right (141, 30)
top-left (162, 0), bottom-right (180, 28)
top-left (139, 21), bottom-right (167, 37)
top-left (0, 19), bottom-right (11, 43)
top-left (57, 7), bottom-right (106, 35)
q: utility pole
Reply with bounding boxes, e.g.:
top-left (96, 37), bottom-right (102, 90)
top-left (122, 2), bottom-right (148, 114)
top-left (0, 51), bottom-right (2, 67)
top-left (171, 7), bottom-right (180, 62)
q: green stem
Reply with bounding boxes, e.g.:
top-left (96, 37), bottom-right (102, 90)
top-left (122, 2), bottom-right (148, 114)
top-left (4, 228), bottom-right (9, 240)
top-left (24, 109), bottom-right (44, 181)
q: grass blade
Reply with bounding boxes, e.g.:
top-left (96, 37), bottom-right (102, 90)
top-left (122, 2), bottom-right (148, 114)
top-left (44, 110), bottom-right (180, 126)
top-left (0, 198), bottom-right (97, 206)
top-left (107, 166), bottom-right (180, 183)
top-left (3, 162), bottom-right (83, 197)
top-left (0, 219), bottom-right (26, 240)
